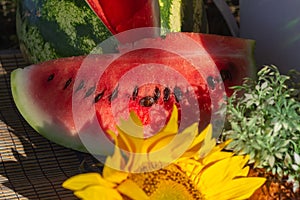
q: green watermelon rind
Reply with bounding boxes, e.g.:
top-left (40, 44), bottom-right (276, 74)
top-left (16, 0), bottom-right (112, 64)
top-left (159, 0), bottom-right (180, 32)
top-left (11, 68), bottom-right (88, 152)
top-left (159, 0), bottom-right (208, 33)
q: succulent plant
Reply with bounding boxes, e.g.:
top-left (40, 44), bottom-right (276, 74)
top-left (222, 65), bottom-right (300, 192)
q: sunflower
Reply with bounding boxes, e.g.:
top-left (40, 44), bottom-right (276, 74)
top-left (63, 106), bottom-right (266, 200)
top-left (104, 105), bottom-right (210, 172)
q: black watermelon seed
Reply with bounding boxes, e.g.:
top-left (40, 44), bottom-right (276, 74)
top-left (132, 86), bottom-right (139, 100)
top-left (163, 87), bottom-right (171, 102)
top-left (63, 77), bottom-right (72, 90)
top-left (220, 69), bottom-right (232, 81)
top-left (173, 86), bottom-right (183, 103)
top-left (153, 87), bottom-right (161, 101)
top-left (207, 76), bottom-right (216, 90)
top-left (85, 86), bottom-right (96, 98)
top-left (94, 90), bottom-right (105, 103)
top-left (140, 96), bottom-right (155, 107)
top-left (109, 85), bottom-right (119, 102)
top-left (47, 74), bottom-right (55, 82)
top-left (76, 80), bottom-right (84, 92)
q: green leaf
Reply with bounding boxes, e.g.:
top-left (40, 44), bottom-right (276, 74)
top-left (294, 152), bottom-right (300, 165)
top-left (285, 154), bottom-right (292, 165)
top-left (272, 166), bottom-right (277, 174)
top-left (291, 164), bottom-right (299, 171)
top-left (275, 152), bottom-right (283, 159)
top-left (230, 121), bottom-right (241, 132)
top-left (249, 151), bottom-right (256, 161)
top-left (277, 166), bottom-right (283, 176)
top-left (268, 155), bottom-right (275, 168)
top-left (251, 141), bottom-right (261, 151)
top-left (261, 81), bottom-right (268, 90)
top-left (273, 122), bottom-right (282, 133)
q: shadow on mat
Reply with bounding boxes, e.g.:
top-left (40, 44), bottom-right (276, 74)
top-left (0, 51), bottom-right (101, 199)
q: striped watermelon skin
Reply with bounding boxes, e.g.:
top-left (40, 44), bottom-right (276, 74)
top-left (159, 0), bottom-right (208, 33)
top-left (16, 0), bottom-right (112, 64)
top-left (16, 0), bottom-right (208, 64)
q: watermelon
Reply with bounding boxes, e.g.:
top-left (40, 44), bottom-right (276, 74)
top-left (85, 0), bottom-right (160, 42)
top-left (16, 0), bottom-right (113, 64)
top-left (11, 32), bottom-right (255, 154)
top-left (16, 0), bottom-right (160, 63)
top-left (158, 0), bottom-right (208, 33)
top-left (16, 0), bottom-right (208, 64)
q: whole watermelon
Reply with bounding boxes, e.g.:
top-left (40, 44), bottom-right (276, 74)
top-left (16, 0), bottom-right (113, 64)
top-left (16, 0), bottom-right (208, 64)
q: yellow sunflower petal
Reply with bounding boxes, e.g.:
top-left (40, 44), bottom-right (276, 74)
top-left (204, 177), bottom-right (266, 200)
top-left (114, 105), bottom-right (179, 153)
top-left (148, 122), bottom-right (198, 153)
top-left (117, 179), bottom-right (149, 200)
top-left (129, 110), bottom-right (143, 126)
top-left (193, 124), bottom-right (212, 150)
top-left (199, 156), bottom-right (249, 191)
top-left (62, 173), bottom-right (115, 191)
top-left (195, 139), bottom-right (233, 163)
top-left (198, 133), bottom-right (216, 159)
top-left (105, 145), bottom-right (124, 168)
top-left (175, 123), bottom-right (203, 158)
top-left (143, 131), bottom-right (177, 153)
top-left (74, 185), bottom-right (123, 200)
top-left (118, 111), bottom-right (144, 138)
top-left (201, 150), bottom-right (233, 166)
top-left (141, 105), bottom-right (179, 152)
top-left (176, 158), bottom-right (205, 186)
top-left (110, 111), bottom-right (145, 154)
top-left (102, 165), bottom-right (128, 184)
top-left (115, 127), bottom-right (139, 153)
top-left (107, 129), bottom-right (117, 141)
top-left (238, 166), bottom-right (250, 177)
top-left (159, 104), bottom-right (178, 134)
top-left (213, 139), bottom-right (232, 152)
top-left (145, 123), bottom-right (202, 166)
top-left (176, 158), bottom-right (203, 174)
top-left (182, 124), bottom-right (215, 159)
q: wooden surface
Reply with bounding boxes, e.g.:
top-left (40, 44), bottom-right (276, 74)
top-left (0, 50), bottom-right (96, 200)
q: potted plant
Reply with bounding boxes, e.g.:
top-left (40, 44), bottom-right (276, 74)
top-left (221, 65), bottom-right (300, 199)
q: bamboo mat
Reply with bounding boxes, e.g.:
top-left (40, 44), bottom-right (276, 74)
top-left (0, 50), bottom-right (99, 200)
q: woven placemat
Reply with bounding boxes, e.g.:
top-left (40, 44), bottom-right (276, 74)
top-left (0, 50), bottom-right (100, 200)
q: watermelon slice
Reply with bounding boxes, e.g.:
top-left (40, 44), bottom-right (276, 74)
top-left (11, 32), bottom-right (255, 154)
top-left (85, 0), bottom-right (160, 43)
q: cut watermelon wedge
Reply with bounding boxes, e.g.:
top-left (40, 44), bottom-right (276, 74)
top-left (11, 32), bottom-right (255, 154)
top-left (85, 0), bottom-right (160, 43)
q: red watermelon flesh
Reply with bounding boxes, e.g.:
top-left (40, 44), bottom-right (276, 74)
top-left (85, 0), bottom-right (160, 43)
top-left (11, 32), bottom-right (255, 154)
top-left (119, 32), bottom-right (256, 96)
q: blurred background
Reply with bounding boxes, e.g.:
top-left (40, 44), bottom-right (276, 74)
top-left (0, 0), bottom-right (18, 49)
